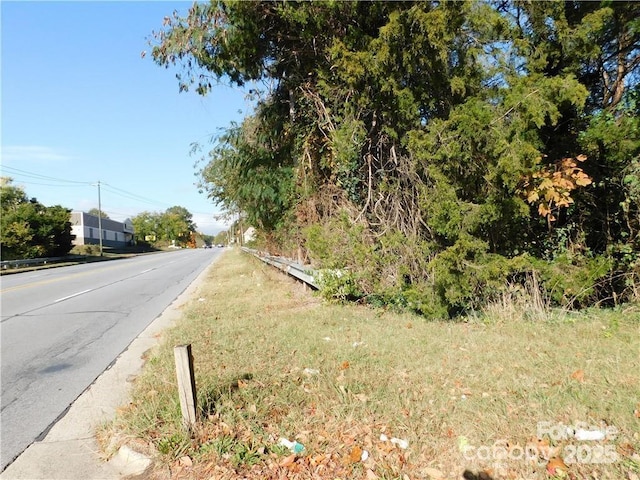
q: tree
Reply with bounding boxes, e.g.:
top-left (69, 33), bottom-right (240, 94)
top-left (0, 177), bottom-right (74, 260)
top-left (151, 1), bottom-right (640, 315)
top-left (88, 208), bottom-right (110, 219)
top-left (132, 211), bottom-right (162, 242)
top-left (213, 231), bottom-right (228, 245)
top-left (162, 206), bottom-right (196, 244)
top-left (132, 206), bottom-right (197, 246)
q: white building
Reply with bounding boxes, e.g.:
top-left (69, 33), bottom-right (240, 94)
top-left (243, 226), bottom-right (256, 244)
top-left (70, 211), bottom-right (134, 248)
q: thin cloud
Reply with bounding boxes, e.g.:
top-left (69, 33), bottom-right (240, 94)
top-left (1, 145), bottom-right (76, 163)
top-left (192, 212), bottom-right (229, 235)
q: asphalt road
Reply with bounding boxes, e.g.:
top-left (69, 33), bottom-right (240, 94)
top-left (0, 248), bottom-right (221, 471)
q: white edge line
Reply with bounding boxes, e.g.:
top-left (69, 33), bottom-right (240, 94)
top-left (54, 289), bottom-right (93, 303)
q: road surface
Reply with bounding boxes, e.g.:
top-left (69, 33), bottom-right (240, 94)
top-left (0, 248), bottom-right (221, 471)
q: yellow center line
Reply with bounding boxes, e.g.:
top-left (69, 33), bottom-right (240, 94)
top-left (0, 259), bottom-right (157, 294)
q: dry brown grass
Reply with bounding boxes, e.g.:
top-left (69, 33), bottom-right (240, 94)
top-left (101, 248), bottom-right (640, 480)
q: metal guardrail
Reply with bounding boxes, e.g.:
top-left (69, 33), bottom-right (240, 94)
top-left (1, 256), bottom-right (85, 270)
top-left (241, 247), bottom-right (318, 289)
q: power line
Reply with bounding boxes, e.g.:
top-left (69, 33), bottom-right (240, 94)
top-left (1, 166), bottom-right (171, 208)
top-left (101, 183), bottom-right (172, 208)
top-left (0, 179), bottom-right (88, 188)
top-left (1, 165), bottom-right (221, 220)
top-left (0, 165), bottom-right (92, 185)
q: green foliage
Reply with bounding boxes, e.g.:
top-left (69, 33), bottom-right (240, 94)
top-left (197, 118), bottom-right (295, 232)
top-left (88, 208), bottom-right (109, 219)
top-left (131, 206), bottom-right (196, 246)
top-left (157, 432), bottom-right (190, 459)
top-left (212, 231), bottom-right (228, 245)
top-left (533, 253), bottom-right (614, 308)
top-left (70, 244), bottom-right (101, 256)
top-left (151, 0), bottom-right (640, 317)
top-left (0, 177), bottom-right (74, 260)
top-left (428, 236), bottom-right (511, 315)
top-left (314, 269), bottom-right (362, 302)
top-left (578, 104), bottom-right (640, 253)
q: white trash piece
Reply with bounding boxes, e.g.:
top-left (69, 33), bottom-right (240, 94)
top-left (390, 437), bottom-right (409, 449)
top-left (279, 437), bottom-right (305, 453)
top-left (380, 434), bottom-right (408, 449)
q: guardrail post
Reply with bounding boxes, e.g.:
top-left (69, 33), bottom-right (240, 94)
top-left (174, 344), bottom-right (197, 429)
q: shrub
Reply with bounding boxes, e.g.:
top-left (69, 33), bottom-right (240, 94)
top-left (70, 244), bottom-right (101, 256)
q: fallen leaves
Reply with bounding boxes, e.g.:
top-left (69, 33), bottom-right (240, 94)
top-left (347, 445), bottom-right (363, 464)
top-left (570, 369), bottom-right (585, 383)
top-left (278, 453), bottom-right (296, 467)
top-left (546, 456), bottom-right (568, 476)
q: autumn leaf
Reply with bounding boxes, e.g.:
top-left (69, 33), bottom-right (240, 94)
top-left (538, 204), bottom-right (551, 217)
top-left (348, 445), bottom-right (363, 464)
top-left (571, 369), bottom-right (585, 382)
top-left (340, 361), bottom-right (350, 370)
top-left (279, 453), bottom-right (297, 467)
top-left (575, 174), bottom-right (592, 186)
top-left (546, 457), bottom-right (568, 475)
top-left (521, 155), bottom-right (591, 221)
top-left (309, 454), bottom-right (327, 466)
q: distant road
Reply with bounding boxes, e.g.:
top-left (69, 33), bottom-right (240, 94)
top-left (0, 248), bottom-right (221, 471)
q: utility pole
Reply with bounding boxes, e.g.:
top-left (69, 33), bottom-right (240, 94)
top-left (93, 181), bottom-right (104, 256)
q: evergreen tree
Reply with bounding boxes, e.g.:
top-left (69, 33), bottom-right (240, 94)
top-left (150, 0), bottom-right (640, 315)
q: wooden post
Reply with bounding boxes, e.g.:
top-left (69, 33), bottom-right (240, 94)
top-left (174, 344), bottom-right (197, 429)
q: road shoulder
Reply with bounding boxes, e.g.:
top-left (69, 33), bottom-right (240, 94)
top-left (0, 258), bottom-right (217, 480)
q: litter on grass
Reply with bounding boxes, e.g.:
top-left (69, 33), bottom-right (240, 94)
top-left (279, 437), bottom-right (305, 454)
top-left (379, 434), bottom-right (409, 449)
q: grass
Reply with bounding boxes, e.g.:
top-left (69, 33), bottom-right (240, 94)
top-left (99, 248), bottom-right (640, 480)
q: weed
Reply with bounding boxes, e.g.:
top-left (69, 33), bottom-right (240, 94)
top-left (103, 248), bottom-right (640, 480)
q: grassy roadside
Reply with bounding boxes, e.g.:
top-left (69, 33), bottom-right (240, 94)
top-left (99, 248), bottom-right (640, 480)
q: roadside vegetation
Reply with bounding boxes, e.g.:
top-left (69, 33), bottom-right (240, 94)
top-left (99, 249), bottom-right (639, 480)
top-left (0, 176), bottom-right (211, 259)
top-left (149, 0), bottom-right (640, 318)
top-left (131, 207), bottom-right (200, 249)
top-left (0, 177), bottom-right (74, 261)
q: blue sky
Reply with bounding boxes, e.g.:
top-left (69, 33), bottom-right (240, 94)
top-left (1, 1), bottom-right (253, 235)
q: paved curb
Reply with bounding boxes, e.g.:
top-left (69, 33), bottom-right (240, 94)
top-left (0, 259), bottom-right (217, 480)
